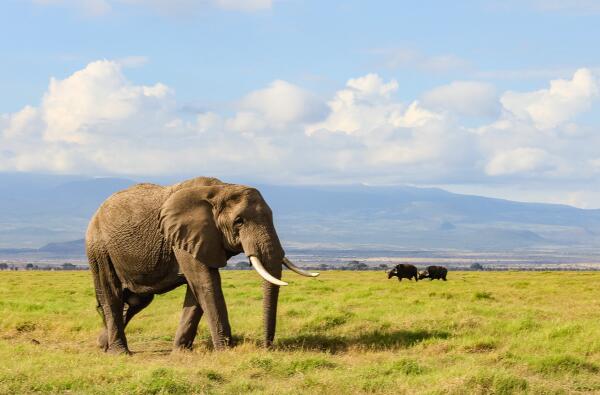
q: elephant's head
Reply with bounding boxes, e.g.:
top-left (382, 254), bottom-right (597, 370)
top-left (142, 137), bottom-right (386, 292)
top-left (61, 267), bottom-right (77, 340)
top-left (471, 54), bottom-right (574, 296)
top-left (160, 183), bottom-right (318, 346)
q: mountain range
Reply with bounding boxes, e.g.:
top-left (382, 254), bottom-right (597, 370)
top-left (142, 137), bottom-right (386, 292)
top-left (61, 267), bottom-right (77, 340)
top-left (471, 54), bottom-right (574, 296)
top-left (1, 173), bottom-right (599, 258)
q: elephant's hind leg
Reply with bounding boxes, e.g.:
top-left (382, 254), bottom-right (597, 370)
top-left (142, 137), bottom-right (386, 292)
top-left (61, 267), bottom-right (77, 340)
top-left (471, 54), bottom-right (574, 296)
top-left (97, 290), bottom-right (154, 351)
top-left (173, 285), bottom-right (204, 350)
top-left (91, 251), bottom-right (130, 354)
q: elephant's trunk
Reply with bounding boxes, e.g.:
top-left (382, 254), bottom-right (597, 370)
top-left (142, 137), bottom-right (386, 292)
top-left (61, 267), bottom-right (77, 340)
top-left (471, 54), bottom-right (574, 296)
top-left (260, 240), bottom-right (283, 348)
top-left (241, 225), bottom-right (285, 348)
top-left (263, 266), bottom-right (281, 347)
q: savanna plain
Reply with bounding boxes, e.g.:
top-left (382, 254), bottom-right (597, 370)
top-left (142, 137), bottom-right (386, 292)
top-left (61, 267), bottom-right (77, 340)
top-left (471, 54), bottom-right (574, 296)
top-left (1, 270), bottom-right (600, 394)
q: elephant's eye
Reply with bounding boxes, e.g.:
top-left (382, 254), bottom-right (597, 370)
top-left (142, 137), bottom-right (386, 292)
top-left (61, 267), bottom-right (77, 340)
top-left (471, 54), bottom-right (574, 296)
top-left (233, 217), bottom-right (244, 227)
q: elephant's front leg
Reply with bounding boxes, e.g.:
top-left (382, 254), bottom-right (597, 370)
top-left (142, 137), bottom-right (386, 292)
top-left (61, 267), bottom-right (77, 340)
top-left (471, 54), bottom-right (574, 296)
top-left (174, 248), bottom-right (232, 350)
top-left (173, 285), bottom-right (203, 350)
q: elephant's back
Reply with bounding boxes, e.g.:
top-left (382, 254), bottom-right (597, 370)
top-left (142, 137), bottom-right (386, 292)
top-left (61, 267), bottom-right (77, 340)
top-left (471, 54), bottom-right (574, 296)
top-left (90, 183), bottom-right (175, 279)
top-left (97, 183), bottom-right (166, 225)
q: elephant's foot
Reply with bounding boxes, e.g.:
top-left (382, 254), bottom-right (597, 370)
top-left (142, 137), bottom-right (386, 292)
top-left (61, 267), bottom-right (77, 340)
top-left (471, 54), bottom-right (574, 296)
top-left (97, 330), bottom-right (108, 351)
top-left (212, 335), bottom-right (233, 350)
top-left (173, 331), bottom-right (196, 351)
top-left (173, 340), bottom-right (194, 352)
top-left (106, 345), bottom-right (131, 355)
top-left (264, 339), bottom-right (275, 349)
top-left (106, 339), bottom-right (131, 355)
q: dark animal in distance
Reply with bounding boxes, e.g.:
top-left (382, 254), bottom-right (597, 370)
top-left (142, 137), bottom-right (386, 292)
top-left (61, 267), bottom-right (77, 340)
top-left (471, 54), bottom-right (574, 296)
top-left (418, 265), bottom-right (448, 281)
top-left (387, 264), bottom-right (418, 282)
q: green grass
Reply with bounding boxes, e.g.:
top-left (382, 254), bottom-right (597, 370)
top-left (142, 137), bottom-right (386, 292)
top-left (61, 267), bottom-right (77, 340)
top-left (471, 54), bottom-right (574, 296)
top-left (1, 271), bottom-right (600, 394)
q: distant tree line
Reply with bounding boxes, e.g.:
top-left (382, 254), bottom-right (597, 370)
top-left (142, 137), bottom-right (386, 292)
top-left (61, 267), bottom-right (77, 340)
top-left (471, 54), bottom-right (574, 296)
top-left (222, 259), bottom-right (391, 271)
top-left (0, 262), bottom-right (87, 271)
top-left (2, 261), bottom-right (597, 272)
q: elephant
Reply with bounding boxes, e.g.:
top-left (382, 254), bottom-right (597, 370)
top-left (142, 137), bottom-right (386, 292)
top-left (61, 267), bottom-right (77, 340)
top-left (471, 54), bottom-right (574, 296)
top-left (86, 176), bottom-right (318, 354)
top-left (418, 265), bottom-right (448, 281)
top-left (387, 264), bottom-right (418, 282)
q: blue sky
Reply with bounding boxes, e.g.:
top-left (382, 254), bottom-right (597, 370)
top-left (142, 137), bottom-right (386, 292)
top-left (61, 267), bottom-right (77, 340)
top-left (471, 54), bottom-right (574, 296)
top-left (4, 1), bottom-right (600, 108)
top-left (1, 0), bottom-right (600, 207)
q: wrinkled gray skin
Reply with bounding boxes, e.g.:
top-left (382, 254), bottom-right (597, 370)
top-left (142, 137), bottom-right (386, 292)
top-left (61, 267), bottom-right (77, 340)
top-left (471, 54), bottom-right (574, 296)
top-left (86, 177), bottom-right (285, 354)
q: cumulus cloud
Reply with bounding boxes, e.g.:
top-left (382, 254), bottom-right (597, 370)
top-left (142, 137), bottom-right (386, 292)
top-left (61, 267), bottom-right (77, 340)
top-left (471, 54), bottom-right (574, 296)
top-left (422, 81), bottom-right (499, 117)
top-left (1, 62), bottom-right (600, 200)
top-left (0, 60), bottom-right (177, 173)
top-left (501, 68), bottom-right (598, 129)
top-left (239, 80), bottom-right (326, 125)
top-left (485, 147), bottom-right (554, 176)
top-left (470, 68), bottom-right (600, 184)
top-left (3, 106), bottom-right (41, 139)
top-left (306, 74), bottom-right (403, 136)
top-left (41, 60), bottom-right (171, 143)
top-left (305, 74), bottom-right (475, 178)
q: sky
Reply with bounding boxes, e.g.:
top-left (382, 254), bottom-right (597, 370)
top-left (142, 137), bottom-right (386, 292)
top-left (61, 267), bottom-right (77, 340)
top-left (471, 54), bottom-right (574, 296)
top-left (1, 0), bottom-right (600, 208)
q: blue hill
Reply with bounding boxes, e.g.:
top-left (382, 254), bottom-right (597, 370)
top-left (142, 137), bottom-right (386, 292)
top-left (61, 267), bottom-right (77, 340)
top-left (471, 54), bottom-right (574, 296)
top-left (0, 173), bottom-right (599, 252)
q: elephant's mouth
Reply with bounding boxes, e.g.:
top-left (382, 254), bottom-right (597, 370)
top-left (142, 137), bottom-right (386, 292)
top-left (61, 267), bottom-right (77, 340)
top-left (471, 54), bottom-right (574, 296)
top-left (247, 255), bottom-right (319, 286)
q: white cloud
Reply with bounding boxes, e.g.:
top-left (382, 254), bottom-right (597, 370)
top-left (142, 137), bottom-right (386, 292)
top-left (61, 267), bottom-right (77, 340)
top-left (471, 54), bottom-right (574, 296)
top-left (501, 68), bottom-right (598, 129)
top-left (239, 80), bottom-right (325, 125)
top-left (390, 101), bottom-right (441, 128)
top-left (3, 106), bottom-right (41, 139)
top-left (474, 71), bottom-right (600, 181)
top-left (306, 74), bottom-right (405, 136)
top-left (422, 81), bottom-right (499, 117)
top-left (41, 60), bottom-right (171, 143)
top-left (2, 61), bottom-right (600, 201)
top-left (485, 147), bottom-right (554, 176)
top-left (305, 74), bottom-right (473, 174)
top-left (225, 111), bottom-right (267, 135)
top-left (195, 112), bottom-right (223, 134)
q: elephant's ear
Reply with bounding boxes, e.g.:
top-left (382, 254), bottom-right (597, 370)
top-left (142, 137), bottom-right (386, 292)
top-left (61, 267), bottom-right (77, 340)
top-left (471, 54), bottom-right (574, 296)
top-left (159, 188), bottom-right (227, 268)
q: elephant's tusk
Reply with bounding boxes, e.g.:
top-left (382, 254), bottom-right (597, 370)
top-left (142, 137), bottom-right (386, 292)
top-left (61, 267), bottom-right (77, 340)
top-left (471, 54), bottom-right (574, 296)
top-left (249, 256), bottom-right (288, 286)
top-left (283, 257), bottom-right (319, 277)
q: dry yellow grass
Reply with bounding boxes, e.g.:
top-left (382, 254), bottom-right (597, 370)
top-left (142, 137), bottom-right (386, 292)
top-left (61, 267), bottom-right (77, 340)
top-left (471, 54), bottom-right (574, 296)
top-left (1, 270), bottom-right (600, 394)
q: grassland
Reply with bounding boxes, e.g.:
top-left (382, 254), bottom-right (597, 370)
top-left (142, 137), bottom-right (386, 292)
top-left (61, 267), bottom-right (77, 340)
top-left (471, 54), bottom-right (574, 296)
top-left (1, 271), bottom-right (600, 394)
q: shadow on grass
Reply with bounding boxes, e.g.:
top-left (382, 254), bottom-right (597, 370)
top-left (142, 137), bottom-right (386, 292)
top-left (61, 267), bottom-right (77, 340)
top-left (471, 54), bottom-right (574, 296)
top-left (276, 329), bottom-right (449, 353)
top-left (129, 331), bottom-right (449, 354)
top-left (132, 334), bottom-right (250, 355)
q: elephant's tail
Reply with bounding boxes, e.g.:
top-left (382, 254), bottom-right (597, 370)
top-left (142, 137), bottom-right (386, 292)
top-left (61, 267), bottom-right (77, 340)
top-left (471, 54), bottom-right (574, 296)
top-left (87, 243), bottom-right (121, 317)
